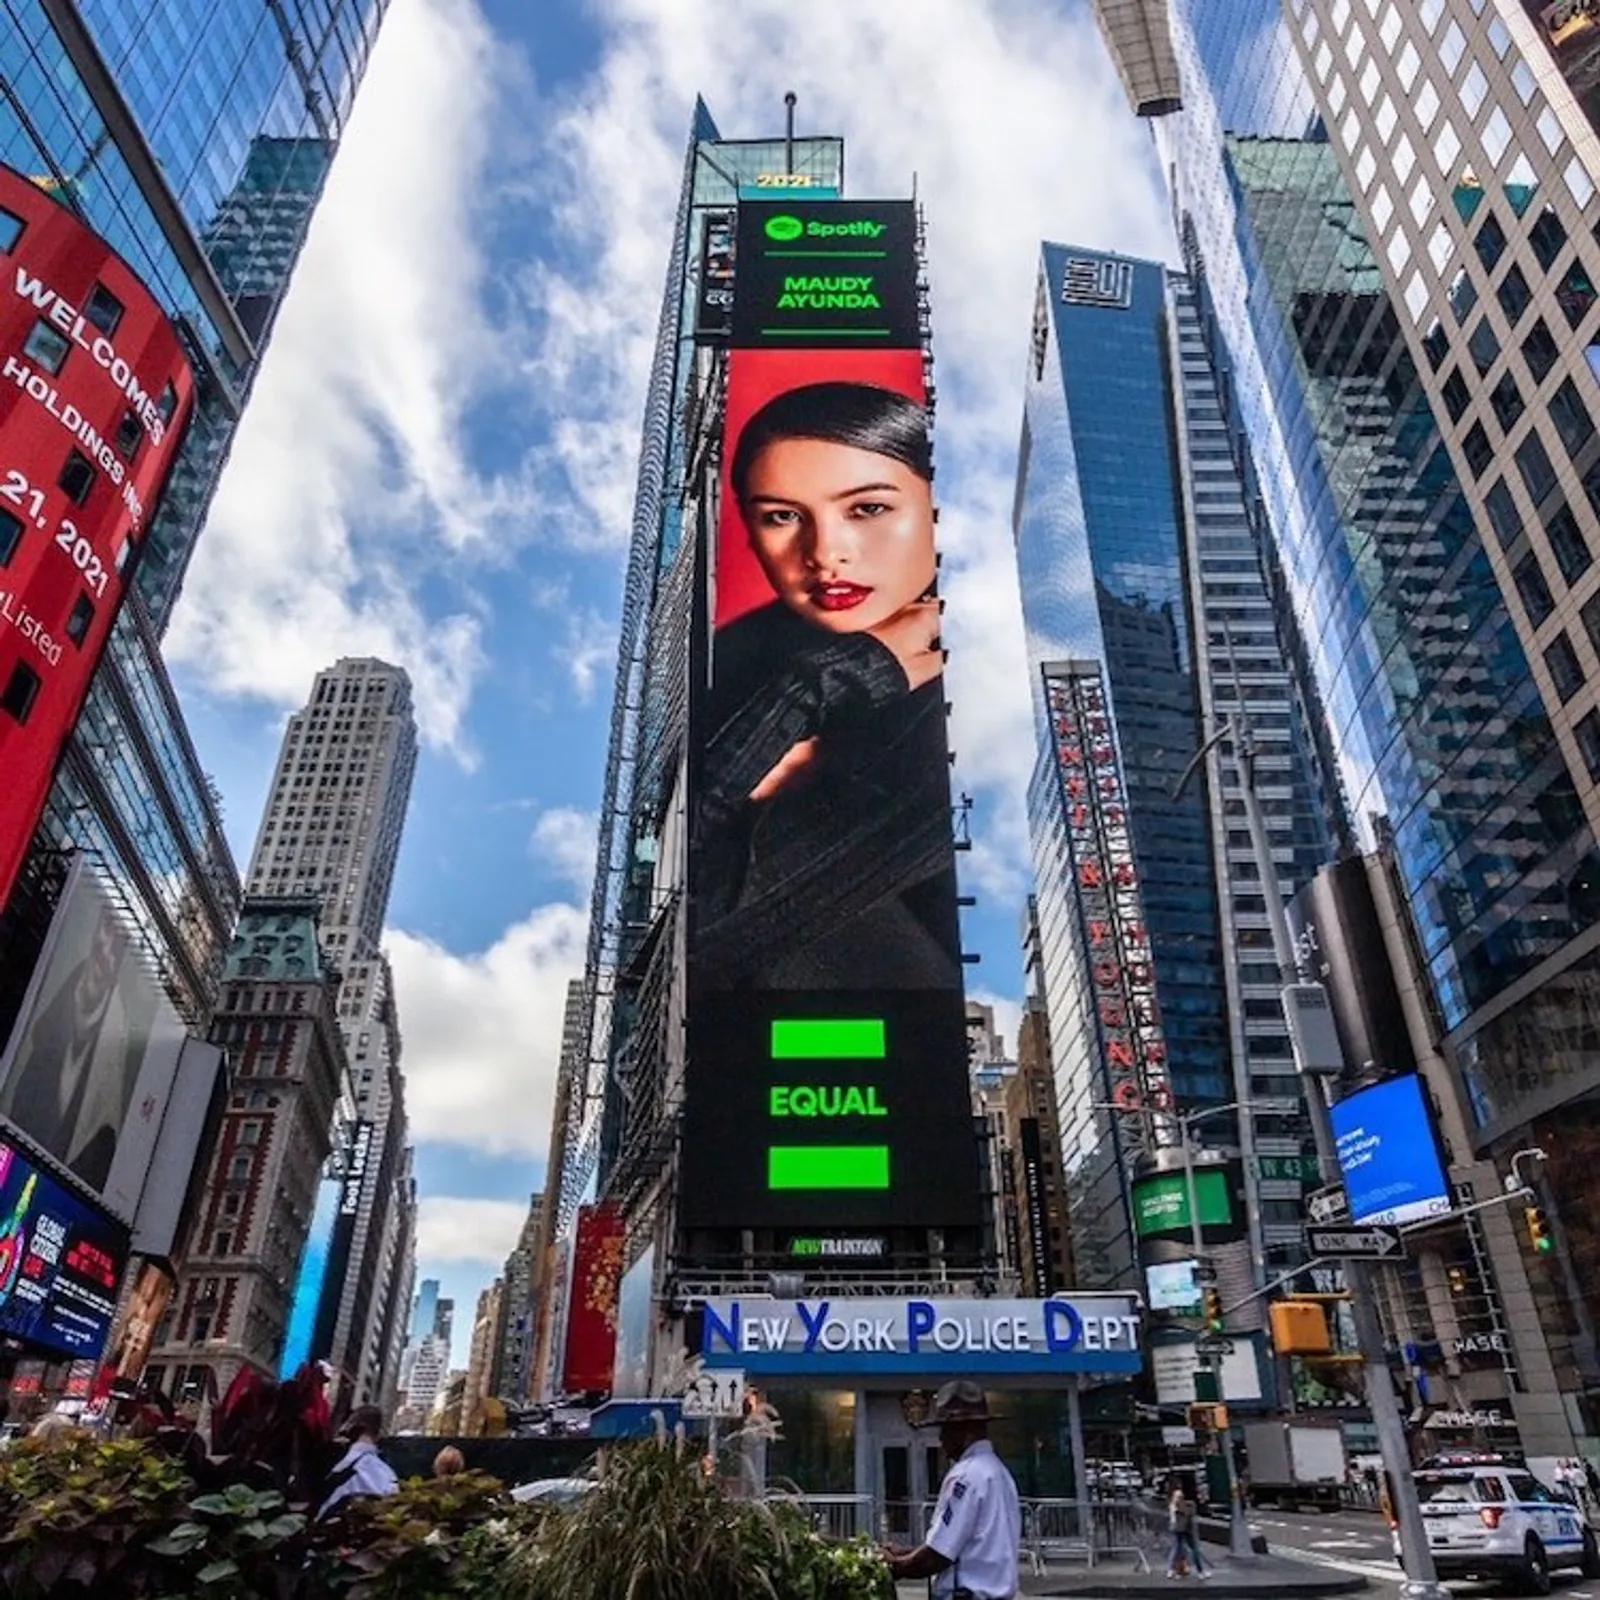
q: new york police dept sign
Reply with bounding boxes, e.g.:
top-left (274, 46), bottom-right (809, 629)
top-left (702, 1295), bottom-right (1143, 1376)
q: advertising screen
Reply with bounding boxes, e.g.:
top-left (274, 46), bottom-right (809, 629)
top-left (1330, 1073), bottom-right (1452, 1227)
top-left (1131, 1168), bottom-right (1232, 1238)
top-left (1145, 1259), bottom-right (1200, 1311)
top-left (0, 1131), bottom-right (127, 1359)
top-left (561, 1203), bottom-right (623, 1395)
top-left (0, 164), bottom-right (195, 910)
top-left (681, 199), bottom-right (978, 1235)
top-left (281, 1172), bottom-right (341, 1376)
top-left (0, 856), bottom-right (183, 1218)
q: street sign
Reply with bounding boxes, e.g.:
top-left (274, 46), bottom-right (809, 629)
top-left (1195, 1335), bottom-right (1234, 1360)
top-left (1307, 1225), bottom-right (1403, 1259)
top-left (1307, 1184), bottom-right (1349, 1226)
top-left (1257, 1154), bottom-right (1320, 1182)
top-left (682, 1369), bottom-right (746, 1418)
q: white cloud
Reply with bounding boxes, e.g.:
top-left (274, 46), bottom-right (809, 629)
top-left (166, 0), bottom-right (522, 756)
top-left (555, 608), bottom-right (618, 703)
top-left (415, 1196), bottom-right (529, 1266)
top-left (527, 0), bottom-right (1173, 974)
top-left (386, 904), bottom-right (587, 1158)
top-left (530, 807), bottom-right (598, 895)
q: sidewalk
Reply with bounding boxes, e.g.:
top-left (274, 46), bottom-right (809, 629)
top-left (896, 1552), bottom-right (1367, 1598)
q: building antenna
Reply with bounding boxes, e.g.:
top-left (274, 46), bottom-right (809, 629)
top-left (784, 91), bottom-right (797, 175)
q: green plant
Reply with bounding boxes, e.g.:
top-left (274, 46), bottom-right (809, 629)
top-left (146, 1480), bottom-right (306, 1595)
top-left (0, 1431), bottom-right (195, 1596)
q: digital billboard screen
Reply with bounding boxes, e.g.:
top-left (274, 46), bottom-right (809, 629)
top-left (561, 1203), bottom-right (623, 1395)
top-left (0, 855), bottom-right (185, 1219)
top-left (1331, 1073), bottom-right (1451, 1227)
top-left (680, 198), bottom-right (979, 1235)
top-left (1131, 1168), bottom-right (1232, 1239)
top-left (0, 1132), bottom-right (127, 1359)
top-left (0, 164), bottom-right (195, 911)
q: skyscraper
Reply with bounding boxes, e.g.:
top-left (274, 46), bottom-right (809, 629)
top-left (493, 1192), bottom-right (545, 1406)
top-left (246, 657), bottom-right (418, 1407)
top-left (1092, 0), bottom-right (1595, 1460)
top-left (0, 1), bottom-right (388, 1069)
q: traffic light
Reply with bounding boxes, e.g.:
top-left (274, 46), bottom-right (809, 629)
top-left (1447, 1265), bottom-right (1468, 1295)
top-left (1186, 1402), bottom-right (1229, 1433)
top-left (1202, 1287), bottom-right (1225, 1333)
top-left (1525, 1205), bottom-right (1554, 1255)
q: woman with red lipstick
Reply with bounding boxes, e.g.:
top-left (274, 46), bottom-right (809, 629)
top-left (692, 381), bottom-right (962, 991)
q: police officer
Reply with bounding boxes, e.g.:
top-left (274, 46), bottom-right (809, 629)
top-left (883, 1380), bottom-right (1021, 1599)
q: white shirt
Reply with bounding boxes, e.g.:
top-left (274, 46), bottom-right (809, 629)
top-left (925, 1438), bottom-right (1022, 1599)
top-left (318, 1438), bottom-right (400, 1517)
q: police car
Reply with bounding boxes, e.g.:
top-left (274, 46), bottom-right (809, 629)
top-left (1406, 1452), bottom-right (1598, 1593)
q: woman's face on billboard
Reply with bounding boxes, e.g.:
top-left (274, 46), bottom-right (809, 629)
top-left (739, 436), bottom-right (935, 635)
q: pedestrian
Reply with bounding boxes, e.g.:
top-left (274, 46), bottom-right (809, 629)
top-left (1586, 1457), bottom-right (1600, 1510)
top-left (882, 1380), bottom-right (1021, 1598)
top-left (316, 1406), bottom-right (398, 1519)
top-left (432, 1445), bottom-right (465, 1479)
top-left (1167, 1480), bottom-right (1209, 1581)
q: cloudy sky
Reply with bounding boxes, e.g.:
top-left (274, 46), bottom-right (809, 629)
top-left (164, 0), bottom-right (1173, 1365)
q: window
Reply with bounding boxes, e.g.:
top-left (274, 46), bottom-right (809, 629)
top-left (1386, 230), bottom-right (1411, 273)
top-left (1, 662), bottom-right (39, 723)
top-left (1546, 632), bottom-right (1585, 701)
top-left (1462, 420), bottom-right (1494, 476)
top-left (1567, 156), bottom-right (1596, 208)
top-left (1518, 429), bottom-right (1559, 503)
top-left (0, 509), bottom-right (19, 567)
top-left (1398, 40), bottom-right (1420, 90)
top-left (239, 1120), bottom-right (262, 1146)
top-left (213, 1231), bottom-right (233, 1257)
top-left (1490, 371), bottom-right (1524, 432)
top-left (1576, 710), bottom-right (1600, 778)
top-left (1371, 183), bottom-right (1393, 231)
top-left (22, 319), bottom-right (69, 374)
top-left (1497, 262), bottom-right (1533, 324)
top-left (1515, 552), bottom-right (1556, 623)
top-left (1483, 479), bottom-right (1522, 552)
top-left (57, 451), bottom-right (94, 505)
top-left (1475, 212), bottom-right (1506, 271)
top-left (1524, 317), bottom-right (1561, 383)
top-left (1557, 258), bottom-right (1598, 329)
top-left (1442, 366), bottom-right (1472, 421)
top-left (1356, 146), bottom-right (1377, 190)
top-left (1376, 96), bottom-right (1398, 143)
top-left (1423, 318), bottom-right (1449, 369)
top-left (1531, 208), bottom-right (1569, 271)
top-left (1468, 316), bottom-right (1500, 372)
top-left (113, 410), bottom-right (142, 462)
top-left (229, 1155), bottom-right (250, 1182)
top-left (1482, 107), bottom-right (1511, 168)
top-left (1550, 377), bottom-right (1596, 458)
top-left (1394, 133), bottom-right (1416, 186)
top-left (1417, 79), bottom-right (1440, 130)
top-left (1583, 588), bottom-right (1600, 659)
top-left (157, 382), bottom-right (179, 423)
top-left (1538, 105), bottom-right (1564, 156)
top-left (1461, 62), bottom-right (1488, 117)
top-left (83, 282), bottom-right (123, 337)
top-left (64, 594), bottom-right (93, 646)
top-left (1441, 20), bottom-right (1465, 73)
top-left (0, 208), bottom-right (21, 252)
top-left (1436, 119), bottom-right (1461, 175)
top-left (1546, 501), bottom-right (1593, 583)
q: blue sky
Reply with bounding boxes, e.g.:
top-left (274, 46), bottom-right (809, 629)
top-left (162, 0), bottom-right (1172, 1367)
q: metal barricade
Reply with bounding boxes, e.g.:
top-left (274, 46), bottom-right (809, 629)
top-left (773, 1492), bottom-right (876, 1541)
top-left (1017, 1496), bottom-right (1154, 1575)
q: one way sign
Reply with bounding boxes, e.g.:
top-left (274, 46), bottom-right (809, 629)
top-left (1307, 1225), bottom-right (1403, 1259)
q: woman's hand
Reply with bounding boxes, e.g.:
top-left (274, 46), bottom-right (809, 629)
top-left (749, 736), bottom-right (819, 802)
top-left (866, 597), bottom-right (943, 691)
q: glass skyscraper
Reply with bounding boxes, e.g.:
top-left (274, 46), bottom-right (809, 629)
top-left (1093, 0), bottom-right (1598, 1457)
top-left (0, 3), bottom-right (388, 1038)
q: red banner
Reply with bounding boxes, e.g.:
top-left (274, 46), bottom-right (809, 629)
top-left (0, 164), bottom-right (195, 909)
top-left (560, 1203), bottom-right (623, 1395)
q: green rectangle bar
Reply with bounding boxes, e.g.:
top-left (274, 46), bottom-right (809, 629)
top-left (770, 1019), bottom-right (886, 1059)
top-left (768, 1146), bottom-right (890, 1190)
top-left (758, 327), bottom-right (892, 337)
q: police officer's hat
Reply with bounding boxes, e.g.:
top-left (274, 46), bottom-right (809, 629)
top-left (915, 1379), bottom-right (1000, 1427)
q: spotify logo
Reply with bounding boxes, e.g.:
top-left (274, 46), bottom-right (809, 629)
top-left (764, 214), bottom-right (804, 241)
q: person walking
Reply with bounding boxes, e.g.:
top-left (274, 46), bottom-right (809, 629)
top-left (882, 1381), bottom-right (1021, 1598)
top-left (1167, 1480), bottom-right (1209, 1580)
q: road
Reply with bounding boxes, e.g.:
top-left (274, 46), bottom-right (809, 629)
top-left (1254, 1505), bottom-right (1600, 1597)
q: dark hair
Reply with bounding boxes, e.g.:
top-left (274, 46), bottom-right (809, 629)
top-left (344, 1405), bottom-right (384, 1440)
top-left (731, 382), bottom-right (931, 504)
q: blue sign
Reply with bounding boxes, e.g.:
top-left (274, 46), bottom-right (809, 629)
top-left (0, 1134), bottom-right (127, 1359)
top-left (700, 1294), bottom-right (1143, 1377)
top-left (1330, 1074), bottom-right (1451, 1227)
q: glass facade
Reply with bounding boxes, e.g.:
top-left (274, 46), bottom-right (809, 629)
top-left (0, 0), bottom-right (386, 1039)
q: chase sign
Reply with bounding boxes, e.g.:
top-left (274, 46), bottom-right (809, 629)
top-left (701, 1295), bottom-right (1143, 1377)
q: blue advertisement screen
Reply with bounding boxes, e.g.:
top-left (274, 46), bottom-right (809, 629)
top-left (1330, 1074), bottom-right (1451, 1227)
top-left (0, 1134), bottom-right (127, 1358)
top-left (280, 1174), bottom-right (341, 1376)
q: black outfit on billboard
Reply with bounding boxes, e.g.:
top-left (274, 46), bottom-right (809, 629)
top-left (692, 601), bottom-right (960, 991)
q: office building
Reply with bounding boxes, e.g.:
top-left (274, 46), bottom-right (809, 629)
top-left (493, 1192), bottom-right (545, 1405)
top-left (1015, 244), bottom-right (1333, 1320)
top-left (246, 657), bottom-right (419, 1408)
top-left (1091, 0), bottom-right (1594, 1456)
top-left (146, 897), bottom-right (347, 1400)
top-left (0, 1), bottom-right (388, 1074)
top-left (462, 1277), bottom-right (503, 1438)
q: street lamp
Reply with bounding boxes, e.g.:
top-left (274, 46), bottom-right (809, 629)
top-left (1094, 1098), bottom-right (1255, 1560)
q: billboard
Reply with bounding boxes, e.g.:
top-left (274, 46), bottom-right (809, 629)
top-left (0, 164), bottom-right (195, 909)
top-left (0, 856), bottom-right (185, 1219)
top-left (0, 1130), bottom-right (127, 1359)
top-left (281, 1171), bottom-right (341, 1376)
top-left (1330, 1073), bottom-right (1451, 1227)
top-left (1286, 857), bottom-right (1416, 1082)
top-left (1131, 1168), bottom-right (1232, 1238)
top-left (681, 199), bottom-right (980, 1235)
top-left (98, 1258), bottom-right (174, 1391)
top-left (309, 1117), bottom-right (373, 1365)
top-left (561, 1203), bottom-right (623, 1395)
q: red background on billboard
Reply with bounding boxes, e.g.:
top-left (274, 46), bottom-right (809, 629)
top-left (714, 348), bottom-right (926, 629)
top-left (0, 165), bottom-right (194, 910)
top-left (561, 1202), bottom-right (624, 1394)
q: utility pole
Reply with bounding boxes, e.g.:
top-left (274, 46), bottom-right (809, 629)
top-left (1223, 714), bottom-right (1449, 1600)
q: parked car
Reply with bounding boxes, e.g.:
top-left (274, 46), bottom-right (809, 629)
top-left (509, 1476), bottom-right (598, 1507)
